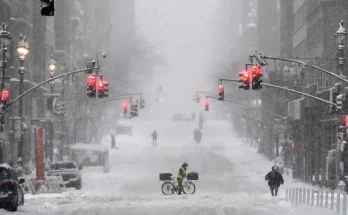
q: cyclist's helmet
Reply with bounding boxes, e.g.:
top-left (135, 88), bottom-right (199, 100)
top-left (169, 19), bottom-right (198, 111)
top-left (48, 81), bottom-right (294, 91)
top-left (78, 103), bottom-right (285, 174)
top-left (182, 162), bottom-right (188, 167)
top-left (272, 165), bottom-right (278, 171)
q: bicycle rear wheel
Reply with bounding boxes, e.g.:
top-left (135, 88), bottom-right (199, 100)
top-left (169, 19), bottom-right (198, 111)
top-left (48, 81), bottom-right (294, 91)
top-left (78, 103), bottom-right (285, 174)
top-left (183, 182), bottom-right (196, 194)
top-left (161, 182), bottom-right (175, 195)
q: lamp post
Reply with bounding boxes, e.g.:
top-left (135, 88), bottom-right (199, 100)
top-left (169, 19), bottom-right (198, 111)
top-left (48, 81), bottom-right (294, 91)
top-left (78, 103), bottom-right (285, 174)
top-left (335, 20), bottom-right (347, 77)
top-left (47, 55), bottom-right (57, 162)
top-left (335, 20), bottom-right (347, 191)
top-left (48, 55), bottom-right (56, 93)
top-left (16, 34), bottom-right (29, 167)
top-left (0, 23), bottom-right (11, 133)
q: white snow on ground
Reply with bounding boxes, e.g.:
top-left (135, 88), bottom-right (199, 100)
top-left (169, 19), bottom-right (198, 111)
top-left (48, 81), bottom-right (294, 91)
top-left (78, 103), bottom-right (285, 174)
top-left (0, 119), bottom-right (335, 214)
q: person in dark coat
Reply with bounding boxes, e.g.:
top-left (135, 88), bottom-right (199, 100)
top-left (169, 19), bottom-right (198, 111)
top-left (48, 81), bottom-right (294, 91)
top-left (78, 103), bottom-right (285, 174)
top-left (151, 130), bottom-right (157, 147)
top-left (265, 165), bottom-right (284, 196)
top-left (110, 134), bottom-right (117, 149)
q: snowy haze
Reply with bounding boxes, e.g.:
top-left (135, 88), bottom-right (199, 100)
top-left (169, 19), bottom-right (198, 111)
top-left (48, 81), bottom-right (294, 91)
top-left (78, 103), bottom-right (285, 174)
top-left (135, 0), bottom-right (237, 116)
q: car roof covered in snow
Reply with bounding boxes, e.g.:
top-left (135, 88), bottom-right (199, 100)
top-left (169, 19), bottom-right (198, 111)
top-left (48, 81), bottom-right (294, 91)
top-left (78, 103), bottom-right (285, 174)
top-left (0, 163), bottom-right (14, 170)
top-left (71, 143), bottom-right (108, 152)
top-left (51, 161), bottom-right (76, 165)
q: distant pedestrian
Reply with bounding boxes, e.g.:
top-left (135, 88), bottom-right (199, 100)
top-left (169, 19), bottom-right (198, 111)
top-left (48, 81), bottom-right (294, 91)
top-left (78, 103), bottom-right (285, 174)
top-left (265, 165), bottom-right (284, 196)
top-left (151, 130), bottom-right (157, 147)
top-left (110, 134), bottom-right (117, 149)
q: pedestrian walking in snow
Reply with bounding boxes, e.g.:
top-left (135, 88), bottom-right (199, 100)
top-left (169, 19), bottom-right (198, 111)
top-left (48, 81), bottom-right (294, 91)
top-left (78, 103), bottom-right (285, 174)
top-left (151, 130), bottom-right (157, 147)
top-left (110, 134), bottom-right (117, 149)
top-left (265, 165), bottom-right (284, 196)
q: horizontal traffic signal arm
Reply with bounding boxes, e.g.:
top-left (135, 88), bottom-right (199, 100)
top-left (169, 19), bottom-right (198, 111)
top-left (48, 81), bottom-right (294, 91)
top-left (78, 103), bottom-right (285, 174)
top-left (218, 78), bottom-right (337, 107)
top-left (250, 51), bottom-right (348, 84)
top-left (205, 95), bottom-right (286, 120)
top-left (63, 95), bottom-right (132, 119)
top-left (7, 67), bottom-right (95, 106)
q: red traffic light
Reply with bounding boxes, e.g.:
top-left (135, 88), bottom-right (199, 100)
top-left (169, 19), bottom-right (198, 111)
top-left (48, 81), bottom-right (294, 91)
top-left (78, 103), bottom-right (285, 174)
top-left (1, 90), bottom-right (9, 101)
top-left (218, 85), bottom-right (224, 93)
top-left (98, 81), bottom-right (105, 89)
top-left (123, 102), bottom-right (128, 109)
top-left (252, 65), bottom-right (261, 75)
top-left (88, 76), bottom-right (96, 86)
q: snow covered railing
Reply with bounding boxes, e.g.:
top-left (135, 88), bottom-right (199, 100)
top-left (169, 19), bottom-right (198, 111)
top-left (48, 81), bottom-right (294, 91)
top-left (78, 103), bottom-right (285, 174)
top-left (286, 188), bottom-right (348, 214)
top-left (20, 178), bottom-right (36, 195)
top-left (44, 175), bottom-right (66, 193)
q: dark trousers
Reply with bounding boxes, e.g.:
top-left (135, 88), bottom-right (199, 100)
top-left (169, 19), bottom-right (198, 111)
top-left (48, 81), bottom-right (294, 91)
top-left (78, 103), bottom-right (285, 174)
top-left (177, 178), bottom-right (183, 194)
top-left (270, 185), bottom-right (279, 196)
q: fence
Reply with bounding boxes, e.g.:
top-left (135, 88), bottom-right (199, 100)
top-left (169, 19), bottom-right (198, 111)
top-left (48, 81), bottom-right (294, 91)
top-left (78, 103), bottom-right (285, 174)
top-left (286, 187), bottom-right (348, 214)
top-left (20, 176), bottom-right (66, 195)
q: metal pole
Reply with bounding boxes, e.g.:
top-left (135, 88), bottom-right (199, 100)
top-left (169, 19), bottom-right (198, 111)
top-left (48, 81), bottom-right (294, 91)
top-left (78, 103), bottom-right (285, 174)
top-left (218, 78), bottom-right (337, 106)
top-left (49, 79), bottom-right (54, 162)
top-left (18, 59), bottom-right (24, 166)
top-left (61, 78), bottom-right (68, 160)
top-left (8, 68), bottom-right (89, 106)
top-left (261, 55), bottom-right (348, 84)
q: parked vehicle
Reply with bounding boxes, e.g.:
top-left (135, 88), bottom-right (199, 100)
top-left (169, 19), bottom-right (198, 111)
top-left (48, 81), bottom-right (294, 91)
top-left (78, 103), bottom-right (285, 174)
top-left (47, 161), bottom-right (82, 190)
top-left (172, 111), bottom-right (196, 122)
top-left (116, 120), bottom-right (132, 136)
top-left (0, 164), bottom-right (25, 212)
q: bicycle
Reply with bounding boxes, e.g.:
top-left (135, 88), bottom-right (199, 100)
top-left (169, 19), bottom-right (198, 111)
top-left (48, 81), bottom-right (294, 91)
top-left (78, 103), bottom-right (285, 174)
top-left (161, 176), bottom-right (196, 195)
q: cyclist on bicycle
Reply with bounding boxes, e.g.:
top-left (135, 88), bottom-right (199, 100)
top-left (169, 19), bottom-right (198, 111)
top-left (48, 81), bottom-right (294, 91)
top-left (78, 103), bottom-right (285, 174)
top-left (177, 162), bottom-right (188, 195)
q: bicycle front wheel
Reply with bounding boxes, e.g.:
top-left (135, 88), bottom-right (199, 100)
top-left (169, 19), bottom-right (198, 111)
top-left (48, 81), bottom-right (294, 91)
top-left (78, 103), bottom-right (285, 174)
top-left (183, 182), bottom-right (196, 194)
top-left (161, 182), bottom-right (175, 195)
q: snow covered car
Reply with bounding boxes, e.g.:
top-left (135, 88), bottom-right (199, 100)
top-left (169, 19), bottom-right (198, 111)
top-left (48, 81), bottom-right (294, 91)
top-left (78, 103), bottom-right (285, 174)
top-left (47, 161), bottom-right (82, 190)
top-left (172, 111), bottom-right (196, 121)
top-left (0, 164), bottom-right (25, 212)
top-left (116, 120), bottom-right (132, 136)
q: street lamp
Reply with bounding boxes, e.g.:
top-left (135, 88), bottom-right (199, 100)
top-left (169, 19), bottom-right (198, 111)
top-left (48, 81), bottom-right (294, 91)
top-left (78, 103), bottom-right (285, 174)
top-left (335, 20), bottom-right (347, 191)
top-left (48, 55), bottom-right (56, 77)
top-left (335, 20), bottom-right (347, 77)
top-left (16, 34), bottom-right (29, 167)
top-left (16, 36), bottom-right (29, 61)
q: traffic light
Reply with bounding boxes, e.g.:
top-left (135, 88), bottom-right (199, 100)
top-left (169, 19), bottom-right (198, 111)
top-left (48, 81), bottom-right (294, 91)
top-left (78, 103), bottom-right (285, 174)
top-left (123, 102), bottom-right (128, 115)
top-left (204, 99), bottom-right (209, 111)
top-left (336, 94), bottom-right (343, 111)
top-left (218, 85), bottom-right (224, 101)
top-left (252, 65), bottom-right (262, 90)
top-left (196, 93), bottom-right (201, 103)
top-left (87, 75), bottom-right (96, 98)
top-left (97, 81), bottom-right (109, 98)
top-left (140, 97), bottom-right (145, 109)
top-left (130, 103), bottom-right (138, 118)
top-left (238, 71), bottom-right (250, 90)
top-left (41, 0), bottom-right (55, 16)
top-left (60, 102), bottom-right (66, 115)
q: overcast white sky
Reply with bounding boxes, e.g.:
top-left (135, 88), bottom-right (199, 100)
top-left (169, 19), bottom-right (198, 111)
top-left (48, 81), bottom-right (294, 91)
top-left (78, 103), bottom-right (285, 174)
top-left (135, 0), bottom-right (230, 91)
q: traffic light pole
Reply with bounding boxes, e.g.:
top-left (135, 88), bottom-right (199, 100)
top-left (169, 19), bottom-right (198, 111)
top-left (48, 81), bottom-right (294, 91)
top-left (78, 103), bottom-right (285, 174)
top-left (63, 96), bottom-right (132, 119)
top-left (218, 78), bottom-right (337, 107)
top-left (250, 53), bottom-right (348, 84)
top-left (7, 68), bottom-right (92, 107)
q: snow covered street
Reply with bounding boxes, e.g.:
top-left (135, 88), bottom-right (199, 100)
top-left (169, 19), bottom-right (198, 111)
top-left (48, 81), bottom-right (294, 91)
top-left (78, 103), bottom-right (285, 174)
top-left (1, 120), bottom-right (335, 214)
